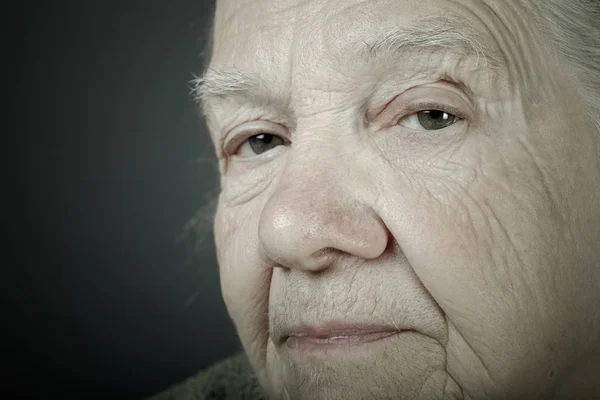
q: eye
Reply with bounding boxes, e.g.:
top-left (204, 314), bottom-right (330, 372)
top-left (397, 110), bottom-right (460, 130)
top-left (237, 133), bottom-right (287, 156)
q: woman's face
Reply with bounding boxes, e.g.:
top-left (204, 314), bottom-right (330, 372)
top-left (203, 0), bottom-right (600, 398)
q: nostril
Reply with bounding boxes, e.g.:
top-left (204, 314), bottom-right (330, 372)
top-left (311, 247), bottom-right (338, 260)
top-left (306, 248), bottom-right (339, 271)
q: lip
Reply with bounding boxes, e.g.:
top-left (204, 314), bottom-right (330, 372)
top-left (281, 321), bottom-right (413, 352)
top-left (285, 322), bottom-right (401, 338)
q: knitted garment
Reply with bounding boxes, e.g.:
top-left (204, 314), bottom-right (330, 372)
top-left (148, 352), bottom-right (267, 400)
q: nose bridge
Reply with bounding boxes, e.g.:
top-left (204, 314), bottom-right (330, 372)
top-left (258, 135), bottom-right (389, 272)
top-left (276, 112), bottom-right (361, 203)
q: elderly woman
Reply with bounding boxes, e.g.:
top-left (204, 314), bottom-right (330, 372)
top-left (151, 0), bottom-right (600, 399)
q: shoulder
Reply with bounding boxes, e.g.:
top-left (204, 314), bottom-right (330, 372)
top-left (147, 352), bottom-right (267, 400)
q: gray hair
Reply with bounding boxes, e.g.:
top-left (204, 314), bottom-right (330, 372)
top-left (535, 0), bottom-right (600, 132)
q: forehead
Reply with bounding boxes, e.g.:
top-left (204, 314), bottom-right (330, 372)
top-left (203, 0), bottom-right (564, 134)
top-left (211, 0), bottom-right (513, 70)
top-left (205, 0), bottom-right (542, 116)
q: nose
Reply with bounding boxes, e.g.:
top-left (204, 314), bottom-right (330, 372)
top-left (258, 159), bottom-right (389, 272)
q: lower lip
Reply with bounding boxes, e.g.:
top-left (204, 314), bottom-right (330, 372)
top-left (285, 331), bottom-right (406, 355)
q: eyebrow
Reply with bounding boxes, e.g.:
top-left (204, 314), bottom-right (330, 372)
top-left (192, 15), bottom-right (506, 112)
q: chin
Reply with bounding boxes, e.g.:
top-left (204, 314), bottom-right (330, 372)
top-left (258, 331), bottom-right (456, 400)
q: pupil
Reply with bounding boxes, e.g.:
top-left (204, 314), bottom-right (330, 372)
top-left (429, 110), bottom-right (445, 120)
top-left (256, 134), bottom-right (273, 143)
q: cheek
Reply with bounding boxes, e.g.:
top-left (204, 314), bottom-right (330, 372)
top-left (381, 136), bottom-right (575, 389)
top-left (215, 203), bottom-right (272, 363)
top-left (216, 204), bottom-right (259, 310)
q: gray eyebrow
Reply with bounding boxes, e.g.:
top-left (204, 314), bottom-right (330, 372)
top-left (359, 15), bottom-right (505, 71)
top-left (192, 15), bottom-right (506, 112)
top-left (191, 68), bottom-right (269, 110)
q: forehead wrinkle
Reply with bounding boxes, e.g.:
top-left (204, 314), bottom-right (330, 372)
top-left (453, 0), bottom-right (544, 101)
top-left (479, 1), bottom-right (555, 103)
top-left (196, 30), bottom-right (499, 117)
top-left (198, 2), bottom-right (518, 116)
top-left (351, 13), bottom-right (507, 78)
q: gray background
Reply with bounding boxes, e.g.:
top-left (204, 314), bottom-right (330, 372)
top-left (6, 1), bottom-right (243, 398)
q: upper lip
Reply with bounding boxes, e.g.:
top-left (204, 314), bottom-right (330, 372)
top-left (281, 321), bottom-right (410, 344)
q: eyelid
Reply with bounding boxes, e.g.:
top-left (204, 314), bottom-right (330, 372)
top-left (379, 100), bottom-right (465, 130)
top-left (376, 82), bottom-right (474, 129)
top-left (400, 101), bottom-right (467, 121)
top-left (223, 121), bottom-right (288, 156)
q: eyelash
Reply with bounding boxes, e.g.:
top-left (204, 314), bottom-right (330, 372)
top-left (224, 127), bottom-right (285, 157)
top-left (226, 102), bottom-right (465, 156)
top-left (395, 101), bottom-right (466, 124)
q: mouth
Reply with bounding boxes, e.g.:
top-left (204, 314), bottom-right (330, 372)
top-left (286, 330), bottom-right (401, 347)
top-left (281, 322), bottom-right (415, 355)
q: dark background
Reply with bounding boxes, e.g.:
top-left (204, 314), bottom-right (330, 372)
top-left (6, 1), bottom-right (243, 398)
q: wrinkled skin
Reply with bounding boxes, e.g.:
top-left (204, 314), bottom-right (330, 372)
top-left (204, 0), bottom-right (600, 399)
